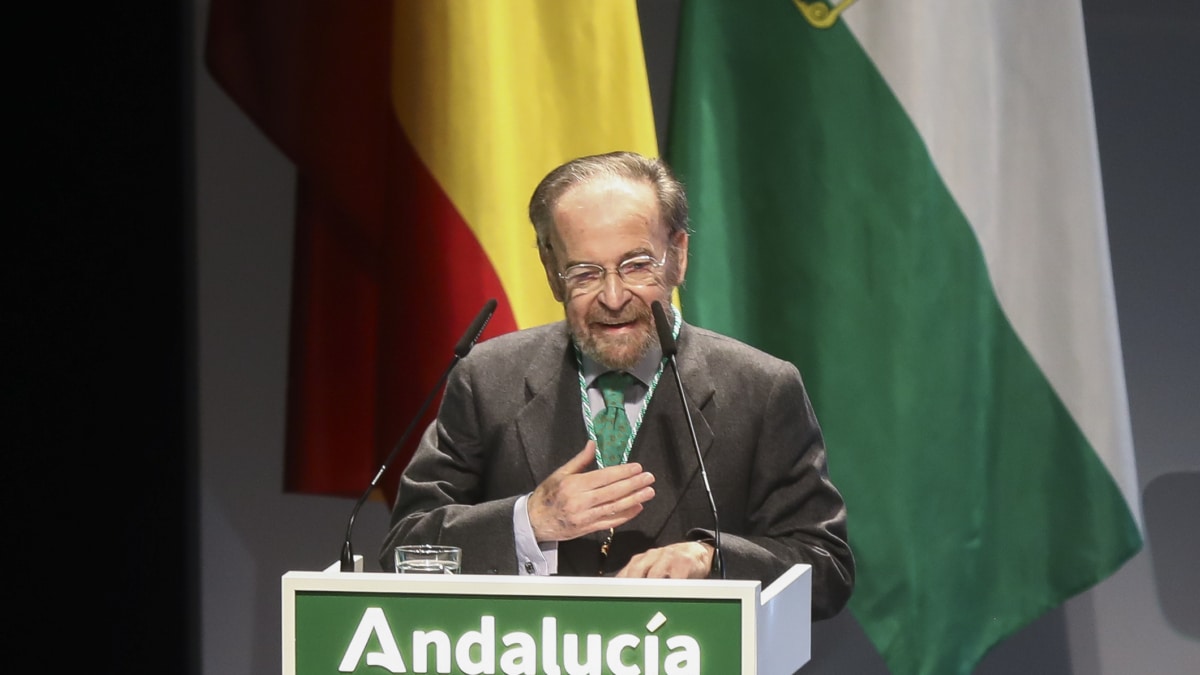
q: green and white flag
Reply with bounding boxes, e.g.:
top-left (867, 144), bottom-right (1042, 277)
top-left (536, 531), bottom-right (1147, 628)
top-left (667, 2), bottom-right (1143, 673)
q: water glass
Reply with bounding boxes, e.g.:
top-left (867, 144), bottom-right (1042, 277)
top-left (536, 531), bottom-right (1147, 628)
top-left (394, 544), bottom-right (462, 574)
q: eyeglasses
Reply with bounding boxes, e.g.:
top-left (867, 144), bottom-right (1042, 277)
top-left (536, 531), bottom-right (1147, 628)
top-left (557, 251), bottom-right (667, 295)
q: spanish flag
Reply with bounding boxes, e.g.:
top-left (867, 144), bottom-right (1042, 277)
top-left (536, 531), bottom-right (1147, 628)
top-left (205, 0), bottom-right (657, 500)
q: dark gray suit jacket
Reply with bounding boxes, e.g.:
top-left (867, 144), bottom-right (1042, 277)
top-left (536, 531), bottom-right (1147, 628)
top-left (380, 321), bottom-right (854, 619)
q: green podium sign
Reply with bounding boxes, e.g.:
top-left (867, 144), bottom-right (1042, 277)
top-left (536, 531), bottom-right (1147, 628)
top-left (283, 563), bottom-right (810, 674)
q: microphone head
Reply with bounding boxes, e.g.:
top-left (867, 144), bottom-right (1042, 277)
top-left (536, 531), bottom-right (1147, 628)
top-left (651, 301), bottom-right (677, 357)
top-left (454, 299), bottom-right (498, 358)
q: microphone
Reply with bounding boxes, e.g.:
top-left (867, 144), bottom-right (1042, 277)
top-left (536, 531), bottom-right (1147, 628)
top-left (339, 298), bottom-right (498, 572)
top-left (651, 301), bottom-right (725, 579)
top-left (454, 298), bottom-right (498, 358)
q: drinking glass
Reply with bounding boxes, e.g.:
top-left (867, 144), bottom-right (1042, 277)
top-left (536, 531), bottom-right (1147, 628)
top-left (394, 544), bottom-right (462, 574)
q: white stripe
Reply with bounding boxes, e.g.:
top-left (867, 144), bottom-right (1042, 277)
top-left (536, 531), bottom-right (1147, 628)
top-left (845, 1), bottom-right (1141, 525)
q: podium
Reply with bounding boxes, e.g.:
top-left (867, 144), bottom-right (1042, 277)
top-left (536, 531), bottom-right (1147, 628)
top-left (283, 560), bottom-right (811, 674)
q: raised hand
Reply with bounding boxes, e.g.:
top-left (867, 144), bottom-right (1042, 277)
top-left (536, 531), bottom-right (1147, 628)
top-left (528, 441), bottom-right (656, 543)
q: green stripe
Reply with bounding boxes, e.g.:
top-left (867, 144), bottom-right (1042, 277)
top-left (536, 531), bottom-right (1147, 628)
top-left (667, 3), bottom-right (1140, 673)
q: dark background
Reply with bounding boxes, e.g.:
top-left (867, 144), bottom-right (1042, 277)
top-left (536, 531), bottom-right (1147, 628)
top-left (14, 2), bottom-right (193, 670)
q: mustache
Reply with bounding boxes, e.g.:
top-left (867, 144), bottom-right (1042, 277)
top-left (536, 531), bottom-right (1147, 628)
top-left (586, 304), bottom-right (652, 325)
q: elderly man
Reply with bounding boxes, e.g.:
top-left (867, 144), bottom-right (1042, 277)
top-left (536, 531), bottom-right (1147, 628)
top-left (380, 151), bottom-right (854, 619)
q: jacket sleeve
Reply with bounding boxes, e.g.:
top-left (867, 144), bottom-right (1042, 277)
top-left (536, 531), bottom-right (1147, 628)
top-left (376, 361), bottom-right (524, 575)
top-left (695, 358), bottom-right (856, 620)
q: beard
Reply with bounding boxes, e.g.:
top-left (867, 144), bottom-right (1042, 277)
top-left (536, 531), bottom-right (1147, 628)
top-left (568, 300), bottom-right (657, 371)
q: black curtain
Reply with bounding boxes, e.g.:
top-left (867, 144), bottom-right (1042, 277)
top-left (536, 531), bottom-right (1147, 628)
top-left (12, 3), bottom-right (195, 671)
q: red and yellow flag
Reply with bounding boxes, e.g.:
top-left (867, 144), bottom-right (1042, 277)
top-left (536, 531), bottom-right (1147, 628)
top-left (206, 0), bottom-right (657, 499)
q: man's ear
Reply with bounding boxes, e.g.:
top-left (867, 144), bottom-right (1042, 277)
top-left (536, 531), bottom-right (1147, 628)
top-left (668, 230), bottom-right (689, 286)
top-left (540, 243), bottom-right (566, 303)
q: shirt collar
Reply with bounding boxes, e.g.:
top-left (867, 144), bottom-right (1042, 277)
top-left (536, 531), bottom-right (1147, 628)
top-left (579, 343), bottom-right (664, 389)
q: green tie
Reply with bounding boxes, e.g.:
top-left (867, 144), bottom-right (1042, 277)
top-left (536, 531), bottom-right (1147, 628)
top-left (592, 371), bottom-right (636, 467)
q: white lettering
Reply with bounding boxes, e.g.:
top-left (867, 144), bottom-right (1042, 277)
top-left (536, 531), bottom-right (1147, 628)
top-left (339, 607), bottom-right (407, 673)
top-left (499, 631), bottom-right (536, 675)
top-left (413, 630), bottom-right (450, 673)
top-left (644, 635), bottom-right (660, 675)
top-left (563, 633), bottom-right (601, 675)
top-left (663, 636), bottom-right (701, 675)
top-left (336, 607), bottom-right (704, 675)
top-left (606, 634), bottom-right (640, 675)
top-left (540, 617), bottom-right (561, 675)
top-left (455, 616), bottom-right (496, 675)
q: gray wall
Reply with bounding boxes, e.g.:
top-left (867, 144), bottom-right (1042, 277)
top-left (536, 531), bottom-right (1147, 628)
top-left (195, 1), bottom-right (1198, 672)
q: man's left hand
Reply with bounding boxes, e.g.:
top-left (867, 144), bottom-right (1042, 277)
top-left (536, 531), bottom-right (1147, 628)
top-left (615, 541), bottom-right (714, 579)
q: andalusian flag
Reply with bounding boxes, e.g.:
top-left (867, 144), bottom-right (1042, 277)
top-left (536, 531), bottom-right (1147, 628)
top-left (668, 1), bottom-right (1142, 673)
top-left (205, 0), bottom-right (656, 500)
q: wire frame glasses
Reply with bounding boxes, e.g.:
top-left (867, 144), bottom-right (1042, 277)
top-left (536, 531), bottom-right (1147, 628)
top-left (557, 251), bottom-right (667, 296)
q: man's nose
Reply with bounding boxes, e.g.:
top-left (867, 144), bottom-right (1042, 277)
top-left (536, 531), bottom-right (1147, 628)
top-left (597, 270), bottom-right (630, 309)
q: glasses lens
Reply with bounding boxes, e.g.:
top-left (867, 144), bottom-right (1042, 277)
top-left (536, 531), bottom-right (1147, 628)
top-left (562, 265), bottom-right (604, 291)
top-left (619, 256), bottom-right (660, 286)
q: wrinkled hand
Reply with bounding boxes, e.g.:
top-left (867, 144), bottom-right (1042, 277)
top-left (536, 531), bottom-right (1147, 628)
top-left (616, 541), bottom-right (714, 579)
top-left (529, 441), bottom-right (656, 543)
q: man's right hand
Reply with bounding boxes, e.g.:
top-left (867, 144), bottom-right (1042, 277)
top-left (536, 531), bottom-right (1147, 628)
top-left (528, 441), bottom-right (656, 543)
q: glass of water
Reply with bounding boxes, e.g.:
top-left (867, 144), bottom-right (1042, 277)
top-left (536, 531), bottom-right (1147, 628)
top-left (394, 544), bottom-right (462, 574)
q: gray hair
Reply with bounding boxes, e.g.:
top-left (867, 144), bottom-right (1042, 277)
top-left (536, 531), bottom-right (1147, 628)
top-left (528, 151), bottom-right (690, 253)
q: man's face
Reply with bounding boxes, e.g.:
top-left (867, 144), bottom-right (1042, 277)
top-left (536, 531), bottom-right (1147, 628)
top-left (542, 176), bottom-right (688, 370)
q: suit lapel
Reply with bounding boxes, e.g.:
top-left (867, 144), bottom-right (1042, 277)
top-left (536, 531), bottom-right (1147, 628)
top-left (627, 324), bottom-right (716, 540)
top-left (515, 324), bottom-right (605, 574)
top-left (513, 322), bottom-right (718, 565)
top-left (515, 323), bottom-right (587, 483)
